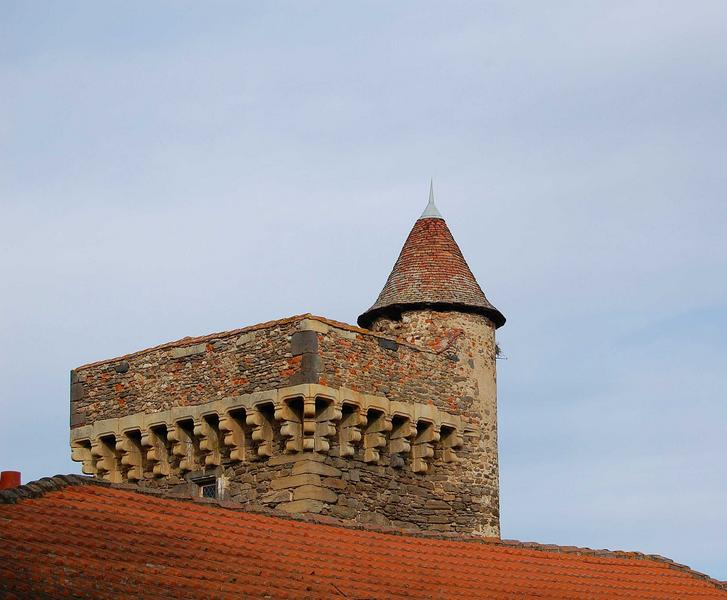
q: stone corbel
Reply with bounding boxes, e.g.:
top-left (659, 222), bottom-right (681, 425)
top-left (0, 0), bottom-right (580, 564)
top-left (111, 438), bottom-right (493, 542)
top-left (116, 431), bottom-right (144, 481)
top-left (71, 439), bottom-right (96, 476)
top-left (411, 421), bottom-right (440, 473)
top-left (167, 422), bottom-right (198, 473)
top-left (363, 410), bottom-right (391, 463)
top-left (141, 427), bottom-right (171, 477)
top-left (276, 398), bottom-right (303, 453)
top-left (195, 416), bottom-right (222, 467)
top-left (389, 417), bottom-right (414, 467)
top-left (219, 410), bottom-right (247, 462)
top-left (246, 404), bottom-right (275, 458)
top-left (339, 404), bottom-right (366, 458)
top-left (91, 435), bottom-right (122, 483)
top-left (314, 398), bottom-right (341, 453)
top-left (440, 426), bottom-right (463, 463)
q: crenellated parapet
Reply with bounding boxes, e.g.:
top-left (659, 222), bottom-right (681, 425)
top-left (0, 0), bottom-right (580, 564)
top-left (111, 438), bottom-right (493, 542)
top-left (70, 383), bottom-right (465, 485)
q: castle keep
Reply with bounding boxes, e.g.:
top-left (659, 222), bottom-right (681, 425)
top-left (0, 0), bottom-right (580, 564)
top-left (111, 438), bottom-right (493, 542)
top-left (69, 188), bottom-right (506, 536)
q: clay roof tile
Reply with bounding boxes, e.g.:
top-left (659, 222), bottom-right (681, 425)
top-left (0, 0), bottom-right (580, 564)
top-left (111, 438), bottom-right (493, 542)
top-left (1, 477), bottom-right (724, 599)
top-left (358, 194), bottom-right (505, 329)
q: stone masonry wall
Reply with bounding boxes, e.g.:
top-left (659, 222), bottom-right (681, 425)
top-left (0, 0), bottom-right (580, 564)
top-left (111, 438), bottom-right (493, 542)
top-left (70, 317), bottom-right (304, 428)
top-left (367, 310), bottom-right (500, 536)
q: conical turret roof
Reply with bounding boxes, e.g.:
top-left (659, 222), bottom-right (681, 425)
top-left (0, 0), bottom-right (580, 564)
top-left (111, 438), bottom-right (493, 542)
top-left (357, 186), bottom-right (505, 329)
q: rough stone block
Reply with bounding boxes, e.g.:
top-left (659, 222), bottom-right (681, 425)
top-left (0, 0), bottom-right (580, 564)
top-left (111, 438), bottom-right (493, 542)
top-left (424, 499), bottom-right (451, 510)
top-left (298, 319), bottom-right (329, 333)
top-left (359, 511), bottom-right (391, 527)
top-left (235, 332), bottom-right (257, 346)
top-left (268, 452), bottom-right (326, 466)
top-left (291, 461), bottom-right (342, 478)
top-left (70, 412), bottom-right (86, 428)
top-left (291, 331), bottom-right (318, 356)
top-left (70, 382), bottom-right (85, 402)
top-left (169, 343), bottom-right (206, 359)
top-left (277, 499), bottom-right (325, 514)
top-left (377, 338), bottom-right (399, 352)
top-left (270, 473), bottom-right (322, 490)
top-left (293, 484), bottom-right (337, 503)
top-left (113, 361), bottom-right (130, 374)
top-left (330, 504), bottom-right (357, 519)
top-left (288, 353), bottom-right (322, 385)
top-left (427, 515), bottom-right (454, 524)
top-left (260, 489), bottom-right (292, 503)
top-left (321, 477), bottom-right (347, 490)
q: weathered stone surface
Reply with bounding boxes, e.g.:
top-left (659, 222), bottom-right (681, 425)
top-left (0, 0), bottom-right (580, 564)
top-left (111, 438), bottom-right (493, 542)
top-left (377, 338), bottom-right (398, 352)
top-left (292, 484), bottom-right (337, 503)
top-left (291, 331), bottom-right (318, 356)
top-left (277, 499), bottom-right (325, 514)
top-left (291, 461), bottom-right (341, 478)
top-left (260, 489), bottom-right (292, 503)
top-left (113, 361), bottom-right (130, 374)
top-left (321, 477), bottom-right (347, 490)
top-left (359, 511), bottom-right (391, 527)
top-left (288, 353), bottom-right (322, 384)
top-left (268, 452), bottom-right (327, 466)
top-left (70, 382), bottom-right (85, 402)
top-left (427, 515), bottom-right (454, 524)
top-left (169, 343), bottom-right (206, 359)
top-left (424, 499), bottom-right (451, 510)
top-left (69, 412), bottom-right (86, 428)
top-left (330, 504), bottom-right (357, 519)
top-left (299, 319), bottom-right (329, 334)
top-left (270, 474), bottom-right (322, 490)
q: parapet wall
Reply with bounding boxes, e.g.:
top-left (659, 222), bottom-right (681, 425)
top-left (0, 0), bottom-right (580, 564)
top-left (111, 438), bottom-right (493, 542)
top-left (70, 316), bottom-right (304, 427)
top-left (70, 313), bottom-right (500, 536)
top-left (71, 314), bottom-right (469, 428)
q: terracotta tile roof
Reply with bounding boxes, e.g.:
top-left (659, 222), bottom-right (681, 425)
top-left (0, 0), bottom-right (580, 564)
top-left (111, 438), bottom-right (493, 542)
top-left (2, 477), bottom-right (725, 599)
top-left (358, 215), bottom-right (505, 329)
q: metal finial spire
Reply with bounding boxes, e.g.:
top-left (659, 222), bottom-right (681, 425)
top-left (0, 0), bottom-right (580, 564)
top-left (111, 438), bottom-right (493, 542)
top-left (419, 179), bottom-right (443, 219)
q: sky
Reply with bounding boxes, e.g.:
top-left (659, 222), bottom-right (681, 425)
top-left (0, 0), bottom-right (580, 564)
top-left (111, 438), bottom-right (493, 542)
top-left (1, 0), bottom-right (726, 580)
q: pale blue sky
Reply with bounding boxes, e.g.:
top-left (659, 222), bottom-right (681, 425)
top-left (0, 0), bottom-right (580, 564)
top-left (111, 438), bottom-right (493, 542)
top-left (1, 0), bottom-right (726, 580)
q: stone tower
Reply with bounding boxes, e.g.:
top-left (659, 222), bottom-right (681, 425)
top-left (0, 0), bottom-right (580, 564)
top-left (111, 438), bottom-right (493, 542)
top-left (69, 184), bottom-right (505, 536)
top-left (358, 183), bottom-right (506, 535)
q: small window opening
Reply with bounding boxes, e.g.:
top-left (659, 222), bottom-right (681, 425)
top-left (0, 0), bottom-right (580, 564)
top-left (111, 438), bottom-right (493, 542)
top-left (201, 483), bottom-right (217, 499)
top-left (192, 476), bottom-right (217, 499)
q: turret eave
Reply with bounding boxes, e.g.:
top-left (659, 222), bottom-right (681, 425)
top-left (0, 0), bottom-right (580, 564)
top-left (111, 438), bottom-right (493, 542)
top-left (357, 300), bottom-right (506, 330)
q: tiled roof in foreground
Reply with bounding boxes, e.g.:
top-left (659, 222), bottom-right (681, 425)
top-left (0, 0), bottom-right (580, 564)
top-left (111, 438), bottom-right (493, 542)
top-left (1, 477), bottom-right (725, 600)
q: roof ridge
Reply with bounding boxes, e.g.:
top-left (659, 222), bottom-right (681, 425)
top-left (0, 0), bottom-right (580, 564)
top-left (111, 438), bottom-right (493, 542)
top-left (5, 474), bottom-right (725, 591)
top-left (0, 474), bottom-right (107, 504)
